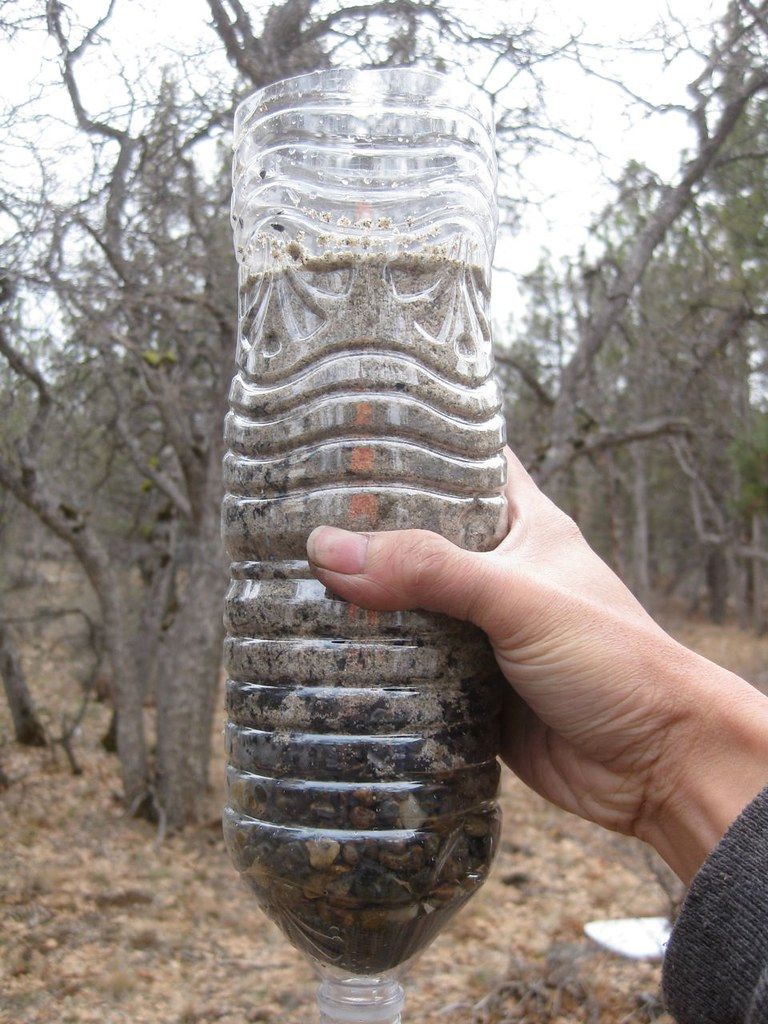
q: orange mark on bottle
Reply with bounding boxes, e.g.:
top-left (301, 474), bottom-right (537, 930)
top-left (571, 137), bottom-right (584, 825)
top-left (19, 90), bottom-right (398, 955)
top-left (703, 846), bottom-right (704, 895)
top-left (350, 446), bottom-right (375, 473)
top-left (349, 492), bottom-right (379, 522)
top-left (354, 402), bottom-right (373, 427)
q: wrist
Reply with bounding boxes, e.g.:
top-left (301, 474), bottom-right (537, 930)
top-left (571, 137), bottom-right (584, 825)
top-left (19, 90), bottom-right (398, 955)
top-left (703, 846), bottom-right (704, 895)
top-left (636, 646), bottom-right (768, 884)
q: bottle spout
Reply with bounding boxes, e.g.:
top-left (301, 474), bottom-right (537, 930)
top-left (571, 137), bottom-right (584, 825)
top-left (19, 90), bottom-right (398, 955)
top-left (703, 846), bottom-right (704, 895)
top-left (317, 972), bottom-right (405, 1024)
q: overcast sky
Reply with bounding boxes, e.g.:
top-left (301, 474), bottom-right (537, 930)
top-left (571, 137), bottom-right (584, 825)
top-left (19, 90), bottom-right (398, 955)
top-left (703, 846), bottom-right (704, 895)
top-left (2, 0), bottom-right (722, 325)
top-left (489, 0), bottom-right (719, 323)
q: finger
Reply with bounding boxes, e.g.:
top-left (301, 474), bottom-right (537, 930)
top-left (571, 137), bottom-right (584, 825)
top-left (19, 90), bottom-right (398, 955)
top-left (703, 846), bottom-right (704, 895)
top-left (503, 445), bottom-right (544, 514)
top-left (500, 445), bottom-right (565, 552)
top-left (306, 525), bottom-right (507, 627)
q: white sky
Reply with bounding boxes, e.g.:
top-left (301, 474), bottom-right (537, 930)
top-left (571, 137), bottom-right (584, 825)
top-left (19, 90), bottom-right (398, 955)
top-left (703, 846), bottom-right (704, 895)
top-left (490, 0), bottom-right (719, 325)
top-left (1, 0), bottom-right (722, 326)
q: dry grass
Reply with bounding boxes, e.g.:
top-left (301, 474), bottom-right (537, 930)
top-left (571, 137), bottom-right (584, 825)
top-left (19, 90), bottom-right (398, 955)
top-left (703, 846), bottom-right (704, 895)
top-left (2, 606), bottom-right (765, 1024)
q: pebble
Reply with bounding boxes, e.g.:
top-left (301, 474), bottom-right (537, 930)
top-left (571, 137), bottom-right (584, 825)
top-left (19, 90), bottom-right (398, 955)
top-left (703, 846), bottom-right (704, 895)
top-left (306, 839), bottom-right (341, 869)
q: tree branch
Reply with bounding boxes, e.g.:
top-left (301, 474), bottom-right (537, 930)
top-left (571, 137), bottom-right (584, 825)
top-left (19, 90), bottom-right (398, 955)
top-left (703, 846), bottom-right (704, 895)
top-left (495, 349), bottom-right (555, 407)
top-left (0, 323), bottom-right (53, 482)
top-left (111, 402), bottom-right (192, 519)
top-left (537, 417), bottom-right (690, 484)
top-left (46, 1), bottom-right (138, 272)
top-left (46, 0), bottom-right (124, 142)
top-left (205, 0), bottom-right (265, 84)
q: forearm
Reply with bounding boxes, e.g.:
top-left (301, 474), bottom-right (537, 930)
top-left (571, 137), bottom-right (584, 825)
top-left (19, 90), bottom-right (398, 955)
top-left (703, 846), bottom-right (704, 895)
top-left (637, 645), bottom-right (768, 883)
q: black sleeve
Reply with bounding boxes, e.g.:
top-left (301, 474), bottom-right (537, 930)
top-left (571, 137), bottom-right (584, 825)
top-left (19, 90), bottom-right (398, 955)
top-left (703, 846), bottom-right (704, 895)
top-left (662, 786), bottom-right (768, 1024)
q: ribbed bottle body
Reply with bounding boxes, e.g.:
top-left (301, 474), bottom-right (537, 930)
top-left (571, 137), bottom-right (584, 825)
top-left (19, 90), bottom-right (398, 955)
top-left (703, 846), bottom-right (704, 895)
top-left (223, 68), bottom-right (507, 974)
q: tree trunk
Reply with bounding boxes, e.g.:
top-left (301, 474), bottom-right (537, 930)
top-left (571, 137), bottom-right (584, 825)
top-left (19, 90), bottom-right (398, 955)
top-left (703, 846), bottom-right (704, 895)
top-left (601, 452), bottom-right (629, 580)
top-left (63, 530), bottom-right (150, 810)
top-left (101, 707), bottom-right (118, 752)
top-left (135, 526), bottom-right (178, 705)
top-left (705, 547), bottom-right (728, 624)
top-left (683, 566), bottom-right (704, 616)
top-left (0, 470), bottom-right (151, 811)
top-left (0, 618), bottom-right (47, 746)
top-left (155, 508), bottom-right (225, 829)
top-left (631, 444), bottom-right (652, 610)
top-left (753, 514), bottom-right (767, 636)
top-left (731, 550), bottom-right (750, 631)
top-left (97, 563), bottom-right (151, 813)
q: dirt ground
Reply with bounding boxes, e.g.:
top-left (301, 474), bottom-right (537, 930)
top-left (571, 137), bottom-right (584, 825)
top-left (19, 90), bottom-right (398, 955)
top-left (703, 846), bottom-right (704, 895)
top-left (2, 612), bottom-right (767, 1024)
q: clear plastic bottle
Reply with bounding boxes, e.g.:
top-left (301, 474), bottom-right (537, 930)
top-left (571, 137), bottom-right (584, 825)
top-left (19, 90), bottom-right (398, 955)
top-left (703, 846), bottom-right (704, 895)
top-left (223, 67), bottom-right (507, 1022)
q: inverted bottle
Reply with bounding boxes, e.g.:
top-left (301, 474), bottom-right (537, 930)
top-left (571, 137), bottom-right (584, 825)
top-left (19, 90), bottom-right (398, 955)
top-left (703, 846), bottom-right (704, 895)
top-left (223, 67), bottom-right (508, 1015)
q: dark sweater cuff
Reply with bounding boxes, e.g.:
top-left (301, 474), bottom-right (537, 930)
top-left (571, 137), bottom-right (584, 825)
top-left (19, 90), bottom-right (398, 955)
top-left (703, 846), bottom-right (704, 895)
top-left (662, 785), bottom-right (768, 1024)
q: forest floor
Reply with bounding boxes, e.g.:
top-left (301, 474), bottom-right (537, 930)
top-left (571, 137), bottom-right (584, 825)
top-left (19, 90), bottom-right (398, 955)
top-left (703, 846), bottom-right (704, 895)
top-left (2, 610), bottom-right (767, 1024)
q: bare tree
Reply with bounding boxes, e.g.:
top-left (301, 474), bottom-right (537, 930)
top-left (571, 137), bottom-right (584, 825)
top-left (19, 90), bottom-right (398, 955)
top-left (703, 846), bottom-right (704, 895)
top-left (525, 1), bottom-right (768, 486)
top-left (0, 0), bottom-right (555, 824)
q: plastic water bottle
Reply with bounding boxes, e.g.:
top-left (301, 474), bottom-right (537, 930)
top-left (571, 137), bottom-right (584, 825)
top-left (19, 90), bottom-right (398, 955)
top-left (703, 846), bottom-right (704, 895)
top-left (223, 67), bottom-right (507, 1023)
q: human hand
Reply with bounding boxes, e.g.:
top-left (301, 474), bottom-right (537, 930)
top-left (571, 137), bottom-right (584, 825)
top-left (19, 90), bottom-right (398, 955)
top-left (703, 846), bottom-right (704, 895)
top-left (307, 448), bottom-right (768, 882)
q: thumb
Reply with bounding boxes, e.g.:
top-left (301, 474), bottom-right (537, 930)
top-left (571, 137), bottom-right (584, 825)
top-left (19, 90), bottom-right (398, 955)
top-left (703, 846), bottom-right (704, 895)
top-left (306, 525), bottom-right (505, 629)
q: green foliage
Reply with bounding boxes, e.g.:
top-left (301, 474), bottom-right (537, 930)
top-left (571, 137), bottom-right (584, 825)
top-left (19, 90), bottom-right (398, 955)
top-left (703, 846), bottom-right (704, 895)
top-left (141, 349), bottom-right (178, 369)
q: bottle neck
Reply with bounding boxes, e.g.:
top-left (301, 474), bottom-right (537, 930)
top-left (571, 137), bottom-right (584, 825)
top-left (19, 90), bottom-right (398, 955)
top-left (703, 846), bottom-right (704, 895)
top-left (316, 974), bottom-right (405, 1024)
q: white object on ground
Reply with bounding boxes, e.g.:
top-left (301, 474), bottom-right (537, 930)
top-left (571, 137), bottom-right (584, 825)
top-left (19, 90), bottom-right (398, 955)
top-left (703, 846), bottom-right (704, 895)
top-left (584, 916), bottom-right (672, 961)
